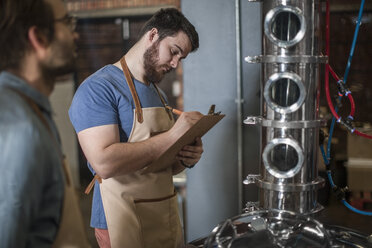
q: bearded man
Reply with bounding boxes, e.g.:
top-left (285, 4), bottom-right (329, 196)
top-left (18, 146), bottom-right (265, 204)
top-left (0, 0), bottom-right (89, 247)
top-left (69, 8), bottom-right (203, 248)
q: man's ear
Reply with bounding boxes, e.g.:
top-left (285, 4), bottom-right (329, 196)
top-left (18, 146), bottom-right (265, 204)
top-left (28, 26), bottom-right (50, 58)
top-left (148, 28), bottom-right (159, 43)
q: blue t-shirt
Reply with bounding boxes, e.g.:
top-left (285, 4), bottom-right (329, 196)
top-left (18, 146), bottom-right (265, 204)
top-left (69, 65), bottom-right (167, 229)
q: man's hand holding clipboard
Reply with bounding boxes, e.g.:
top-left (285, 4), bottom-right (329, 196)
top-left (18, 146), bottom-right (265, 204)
top-left (141, 105), bottom-right (225, 174)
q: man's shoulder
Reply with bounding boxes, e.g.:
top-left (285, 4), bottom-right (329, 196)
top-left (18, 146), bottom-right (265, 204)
top-left (0, 88), bottom-right (31, 121)
top-left (83, 65), bottom-right (122, 84)
top-left (0, 89), bottom-right (49, 137)
top-left (0, 96), bottom-right (48, 153)
top-left (75, 65), bottom-right (133, 104)
top-left (77, 65), bottom-right (127, 93)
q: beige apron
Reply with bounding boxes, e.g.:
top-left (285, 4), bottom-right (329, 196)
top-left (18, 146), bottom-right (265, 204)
top-left (12, 89), bottom-right (90, 248)
top-left (99, 57), bottom-right (183, 248)
top-left (53, 158), bottom-right (91, 248)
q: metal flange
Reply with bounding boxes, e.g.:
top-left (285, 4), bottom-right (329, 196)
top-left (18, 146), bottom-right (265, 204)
top-left (244, 174), bottom-right (325, 192)
top-left (245, 55), bottom-right (328, 64)
top-left (244, 116), bottom-right (326, 128)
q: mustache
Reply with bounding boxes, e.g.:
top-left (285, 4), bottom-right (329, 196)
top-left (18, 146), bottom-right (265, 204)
top-left (163, 67), bottom-right (173, 73)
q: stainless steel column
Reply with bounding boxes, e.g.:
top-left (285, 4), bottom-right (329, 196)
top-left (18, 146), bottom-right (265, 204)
top-left (244, 0), bottom-right (327, 214)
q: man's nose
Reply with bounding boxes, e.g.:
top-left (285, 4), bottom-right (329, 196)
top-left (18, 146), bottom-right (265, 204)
top-left (170, 57), bottom-right (179, 68)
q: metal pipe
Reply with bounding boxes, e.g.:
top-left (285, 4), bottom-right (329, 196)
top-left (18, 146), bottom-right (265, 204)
top-left (235, 0), bottom-right (243, 213)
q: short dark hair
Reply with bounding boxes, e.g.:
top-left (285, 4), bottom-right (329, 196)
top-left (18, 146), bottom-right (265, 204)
top-left (139, 8), bottom-right (199, 52)
top-left (0, 0), bottom-right (55, 71)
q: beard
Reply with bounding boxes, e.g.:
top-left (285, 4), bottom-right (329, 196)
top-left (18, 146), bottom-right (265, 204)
top-left (143, 40), bottom-right (164, 84)
top-left (40, 37), bottom-right (77, 84)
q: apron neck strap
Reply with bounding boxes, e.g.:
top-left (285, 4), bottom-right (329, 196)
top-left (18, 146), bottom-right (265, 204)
top-left (9, 88), bottom-right (71, 185)
top-left (153, 84), bottom-right (173, 121)
top-left (13, 89), bottom-right (52, 135)
top-left (120, 56), bottom-right (144, 123)
top-left (153, 83), bottom-right (167, 107)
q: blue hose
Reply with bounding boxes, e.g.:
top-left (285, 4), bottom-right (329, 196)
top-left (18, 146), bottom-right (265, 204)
top-left (327, 0), bottom-right (365, 157)
top-left (326, 171), bottom-right (335, 188)
top-left (327, 172), bottom-right (372, 216)
top-left (320, 145), bottom-right (328, 165)
top-left (323, 0), bottom-right (369, 216)
top-left (342, 200), bottom-right (372, 216)
top-left (342, 0), bottom-right (366, 83)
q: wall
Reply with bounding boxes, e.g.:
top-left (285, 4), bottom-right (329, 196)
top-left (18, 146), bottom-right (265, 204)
top-left (50, 76), bottom-right (80, 187)
top-left (182, 0), bottom-right (261, 241)
top-left (66, 0), bottom-right (179, 12)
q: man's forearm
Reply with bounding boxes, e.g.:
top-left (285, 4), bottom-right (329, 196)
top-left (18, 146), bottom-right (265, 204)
top-left (78, 112), bottom-right (203, 179)
top-left (85, 130), bottom-right (177, 179)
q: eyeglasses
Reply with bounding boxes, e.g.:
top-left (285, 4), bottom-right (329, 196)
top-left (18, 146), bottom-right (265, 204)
top-left (55, 14), bottom-right (77, 31)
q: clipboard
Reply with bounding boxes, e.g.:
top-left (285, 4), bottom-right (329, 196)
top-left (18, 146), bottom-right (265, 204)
top-left (141, 111), bottom-right (225, 174)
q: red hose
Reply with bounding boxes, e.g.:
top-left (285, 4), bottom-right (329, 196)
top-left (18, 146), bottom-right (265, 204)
top-left (325, 66), bottom-right (340, 120)
top-left (328, 66), bottom-right (356, 117)
top-left (354, 130), bottom-right (372, 139)
top-left (324, 0), bottom-right (340, 120)
top-left (347, 93), bottom-right (355, 117)
top-left (324, 0), bottom-right (372, 219)
top-left (328, 65), bottom-right (340, 81)
top-left (326, 13), bottom-right (369, 139)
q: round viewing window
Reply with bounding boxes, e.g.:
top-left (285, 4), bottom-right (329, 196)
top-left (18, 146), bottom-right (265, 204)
top-left (264, 6), bottom-right (306, 48)
top-left (263, 138), bottom-right (304, 178)
top-left (264, 72), bottom-right (305, 114)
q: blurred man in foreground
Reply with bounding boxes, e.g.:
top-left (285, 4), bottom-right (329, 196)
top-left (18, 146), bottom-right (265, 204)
top-left (0, 0), bottom-right (89, 247)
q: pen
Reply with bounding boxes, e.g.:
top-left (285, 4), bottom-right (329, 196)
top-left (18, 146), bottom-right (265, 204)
top-left (166, 105), bottom-right (183, 116)
top-left (171, 108), bottom-right (183, 116)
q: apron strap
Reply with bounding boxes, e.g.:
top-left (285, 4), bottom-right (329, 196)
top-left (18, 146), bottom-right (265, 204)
top-left (9, 88), bottom-right (72, 187)
top-left (120, 56), bottom-right (144, 123)
top-left (84, 174), bottom-right (102, 194)
top-left (153, 84), bottom-right (173, 121)
top-left (12, 89), bottom-right (53, 135)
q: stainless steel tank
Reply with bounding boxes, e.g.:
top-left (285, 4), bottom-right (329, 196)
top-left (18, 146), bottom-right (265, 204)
top-left (197, 210), bottom-right (372, 247)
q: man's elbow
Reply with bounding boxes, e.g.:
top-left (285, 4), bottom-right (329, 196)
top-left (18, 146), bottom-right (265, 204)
top-left (97, 171), bottom-right (111, 180)
top-left (90, 162), bottom-right (114, 180)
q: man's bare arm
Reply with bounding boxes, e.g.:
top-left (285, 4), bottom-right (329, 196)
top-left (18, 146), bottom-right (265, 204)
top-left (78, 111), bottom-right (203, 179)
